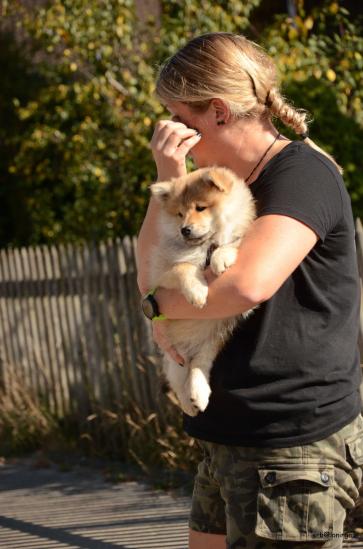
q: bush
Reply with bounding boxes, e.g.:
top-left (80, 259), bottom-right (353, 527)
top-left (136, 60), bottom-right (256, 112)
top-left (2, 1), bottom-right (361, 246)
top-left (263, 1), bottom-right (363, 217)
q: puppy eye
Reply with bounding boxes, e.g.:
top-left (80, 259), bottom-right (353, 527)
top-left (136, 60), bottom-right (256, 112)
top-left (196, 206), bottom-right (207, 212)
top-left (177, 212), bottom-right (183, 217)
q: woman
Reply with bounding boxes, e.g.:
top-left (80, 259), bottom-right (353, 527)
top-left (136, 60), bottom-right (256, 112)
top-left (136, 33), bottom-right (363, 549)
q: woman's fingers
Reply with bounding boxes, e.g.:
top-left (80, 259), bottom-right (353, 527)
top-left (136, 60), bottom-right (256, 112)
top-left (150, 119), bottom-right (201, 180)
top-left (151, 120), bottom-right (197, 149)
top-left (165, 344), bottom-right (185, 366)
top-left (151, 120), bottom-right (188, 152)
top-left (152, 321), bottom-right (185, 365)
top-left (173, 133), bottom-right (201, 157)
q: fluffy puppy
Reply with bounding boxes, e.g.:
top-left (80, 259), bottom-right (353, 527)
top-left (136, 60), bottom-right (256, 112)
top-left (148, 166), bottom-right (256, 416)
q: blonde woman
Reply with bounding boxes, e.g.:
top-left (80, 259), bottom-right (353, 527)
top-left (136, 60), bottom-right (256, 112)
top-left (136, 33), bottom-right (363, 549)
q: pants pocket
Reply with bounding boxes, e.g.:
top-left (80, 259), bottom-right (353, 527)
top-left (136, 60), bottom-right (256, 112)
top-left (255, 464), bottom-right (335, 541)
top-left (345, 430), bottom-right (363, 467)
top-left (344, 429), bottom-right (363, 497)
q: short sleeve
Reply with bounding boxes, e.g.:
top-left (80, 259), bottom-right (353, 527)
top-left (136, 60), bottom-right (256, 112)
top-left (253, 146), bottom-right (344, 243)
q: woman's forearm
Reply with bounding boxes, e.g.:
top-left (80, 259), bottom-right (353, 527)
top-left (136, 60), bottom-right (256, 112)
top-left (154, 266), bottom-right (259, 320)
top-left (137, 119), bottom-right (203, 295)
top-left (135, 197), bottom-right (161, 295)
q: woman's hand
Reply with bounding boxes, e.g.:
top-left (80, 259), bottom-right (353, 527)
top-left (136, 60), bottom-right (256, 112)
top-left (150, 119), bottom-right (201, 181)
top-left (152, 321), bottom-right (185, 366)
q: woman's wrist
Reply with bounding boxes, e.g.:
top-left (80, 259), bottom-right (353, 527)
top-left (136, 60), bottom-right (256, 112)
top-left (156, 164), bottom-right (187, 181)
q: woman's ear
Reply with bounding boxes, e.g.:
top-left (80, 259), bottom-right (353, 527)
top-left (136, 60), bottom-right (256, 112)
top-left (211, 98), bottom-right (230, 125)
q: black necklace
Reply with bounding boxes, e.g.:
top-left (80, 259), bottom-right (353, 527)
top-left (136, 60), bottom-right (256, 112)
top-left (245, 133), bottom-right (281, 184)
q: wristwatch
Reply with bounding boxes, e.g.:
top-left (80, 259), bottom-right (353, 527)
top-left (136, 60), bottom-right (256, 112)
top-left (141, 288), bottom-right (167, 321)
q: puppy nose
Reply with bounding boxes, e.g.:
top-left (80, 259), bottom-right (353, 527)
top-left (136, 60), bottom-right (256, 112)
top-left (181, 226), bottom-right (192, 237)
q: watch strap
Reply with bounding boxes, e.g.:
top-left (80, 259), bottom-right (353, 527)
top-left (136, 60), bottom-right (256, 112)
top-left (142, 287), bottom-right (167, 321)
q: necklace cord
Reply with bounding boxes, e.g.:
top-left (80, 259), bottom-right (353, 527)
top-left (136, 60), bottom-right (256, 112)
top-left (245, 133), bottom-right (281, 184)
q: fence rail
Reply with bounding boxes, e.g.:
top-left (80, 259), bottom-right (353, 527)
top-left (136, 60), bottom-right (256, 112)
top-left (0, 220), bottom-right (362, 423)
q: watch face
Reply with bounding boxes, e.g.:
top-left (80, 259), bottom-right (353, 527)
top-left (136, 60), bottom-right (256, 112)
top-left (141, 296), bottom-right (154, 319)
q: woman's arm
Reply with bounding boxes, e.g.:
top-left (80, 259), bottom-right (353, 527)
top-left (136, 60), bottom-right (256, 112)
top-left (135, 197), bottom-right (161, 295)
top-left (136, 119), bottom-right (202, 294)
top-left (154, 213), bottom-right (319, 319)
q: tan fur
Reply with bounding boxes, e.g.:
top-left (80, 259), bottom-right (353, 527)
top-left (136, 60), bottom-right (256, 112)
top-left (149, 166), bottom-right (256, 416)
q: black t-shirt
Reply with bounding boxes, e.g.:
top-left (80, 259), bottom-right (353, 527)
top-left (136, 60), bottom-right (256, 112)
top-left (184, 141), bottom-right (362, 447)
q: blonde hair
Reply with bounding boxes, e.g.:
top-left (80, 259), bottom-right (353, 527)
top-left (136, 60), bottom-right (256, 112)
top-left (155, 32), bottom-right (342, 174)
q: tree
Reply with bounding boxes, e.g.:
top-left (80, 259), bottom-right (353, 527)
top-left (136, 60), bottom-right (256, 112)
top-left (1, 0), bottom-right (161, 244)
top-left (0, 0), bottom-right (362, 246)
top-left (263, 1), bottom-right (363, 212)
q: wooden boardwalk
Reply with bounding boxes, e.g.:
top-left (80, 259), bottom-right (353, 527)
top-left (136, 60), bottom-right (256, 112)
top-left (0, 458), bottom-right (190, 548)
top-left (0, 457), bottom-right (362, 548)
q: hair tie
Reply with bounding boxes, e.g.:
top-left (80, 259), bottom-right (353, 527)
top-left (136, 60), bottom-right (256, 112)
top-left (300, 132), bottom-right (309, 140)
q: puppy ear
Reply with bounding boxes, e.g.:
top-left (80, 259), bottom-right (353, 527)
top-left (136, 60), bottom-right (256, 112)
top-left (203, 168), bottom-right (234, 193)
top-left (150, 181), bottom-right (172, 202)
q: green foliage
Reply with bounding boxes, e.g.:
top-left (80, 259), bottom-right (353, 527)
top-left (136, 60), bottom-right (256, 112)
top-left (0, 1), bottom-right (262, 246)
top-left (1, 0), bottom-right (161, 244)
top-left (155, 0), bottom-right (261, 56)
top-left (0, 0), bottom-right (362, 244)
top-left (263, 0), bottom-right (363, 216)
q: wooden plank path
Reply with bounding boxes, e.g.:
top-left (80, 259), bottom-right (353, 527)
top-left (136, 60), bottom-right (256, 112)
top-left (0, 458), bottom-right (362, 548)
top-left (0, 458), bottom-right (190, 548)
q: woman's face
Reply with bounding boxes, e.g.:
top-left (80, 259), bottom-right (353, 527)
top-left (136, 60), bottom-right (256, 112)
top-left (164, 100), bottom-right (220, 168)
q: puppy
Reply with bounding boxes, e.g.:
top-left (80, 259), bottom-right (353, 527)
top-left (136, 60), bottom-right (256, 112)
top-left (148, 166), bottom-right (256, 416)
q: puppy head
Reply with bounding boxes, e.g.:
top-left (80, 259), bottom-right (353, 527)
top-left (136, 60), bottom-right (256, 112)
top-left (150, 167), bottom-right (237, 245)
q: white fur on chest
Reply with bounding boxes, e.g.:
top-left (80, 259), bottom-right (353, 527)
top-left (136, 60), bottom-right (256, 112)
top-left (147, 166), bottom-right (256, 417)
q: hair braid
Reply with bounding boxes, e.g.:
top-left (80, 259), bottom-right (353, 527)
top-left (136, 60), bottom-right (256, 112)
top-left (266, 88), bottom-right (309, 136)
top-left (265, 87), bottom-right (342, 173)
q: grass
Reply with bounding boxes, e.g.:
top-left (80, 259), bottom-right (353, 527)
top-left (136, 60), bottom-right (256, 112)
top-left (0, 370), bottom-right (201, 494)
top-left (1, 371), bottom-right (362, 533)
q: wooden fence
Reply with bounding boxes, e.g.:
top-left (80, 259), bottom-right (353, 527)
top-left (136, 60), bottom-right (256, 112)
top-left (0, 220), bottom-right (362, 422)
top-left (0, 237), bottom-right (161, 420)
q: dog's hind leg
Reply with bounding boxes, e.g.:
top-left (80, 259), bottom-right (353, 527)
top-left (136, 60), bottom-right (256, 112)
top-left (182, 341), bottom-right (221, 416)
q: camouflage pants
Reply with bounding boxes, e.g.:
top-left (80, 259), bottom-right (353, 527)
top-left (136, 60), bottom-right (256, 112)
top-left (189, 414), bottom-right (363, 549)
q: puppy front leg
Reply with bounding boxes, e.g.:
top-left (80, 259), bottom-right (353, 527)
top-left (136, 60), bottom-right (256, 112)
top-left (158, 263), bottom-right (208, 308)
top-left (210, 244), bottom-right (239, 276)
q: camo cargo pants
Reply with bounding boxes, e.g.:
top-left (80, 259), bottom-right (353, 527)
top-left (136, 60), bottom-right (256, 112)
top-left (189, 413), bottom-right (363, 549)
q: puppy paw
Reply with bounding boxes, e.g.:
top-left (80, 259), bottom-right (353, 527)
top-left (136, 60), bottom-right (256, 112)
top-left (181, 401), bottom-right (200, 417)
top-left (182, 282), bottom-right (208, 308)
top-left (180, 368), bottom-right (211, 416)
top-left (210, 247), bottom-right (238, 275)
top-left (189, 372), bottom-right (211, 413)
top-left (179, 392), bottom-right (201, 417)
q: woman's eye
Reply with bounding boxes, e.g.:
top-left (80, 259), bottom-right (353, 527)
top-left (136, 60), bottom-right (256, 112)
top-left (196, 206), bottom-right (207, 212)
